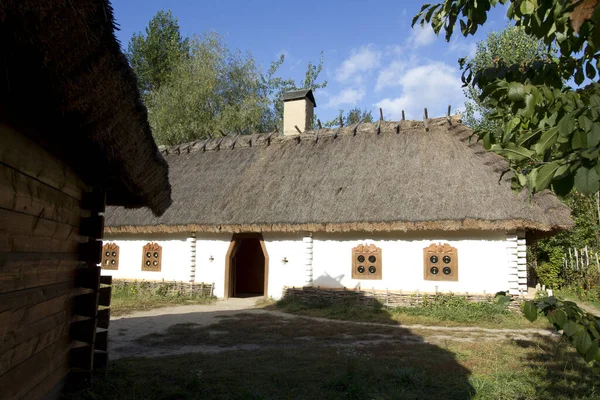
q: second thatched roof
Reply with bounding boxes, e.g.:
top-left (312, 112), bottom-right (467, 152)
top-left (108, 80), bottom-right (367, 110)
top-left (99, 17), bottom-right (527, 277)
top-left (105, 117), bottom-right (573, 234)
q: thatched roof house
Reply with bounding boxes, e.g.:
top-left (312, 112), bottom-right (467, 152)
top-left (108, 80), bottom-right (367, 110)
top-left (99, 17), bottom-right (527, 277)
top-left (1, 1), bottom-right (170, 398)
top-left (103, 92), bottom-right (572, 301)
top-left (105, 118), bottom-right (571, 234)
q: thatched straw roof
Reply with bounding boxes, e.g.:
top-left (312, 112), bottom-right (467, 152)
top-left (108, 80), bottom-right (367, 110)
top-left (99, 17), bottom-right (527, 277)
top-left (105, 117), bottom-right (573, 234)
top-left (0, 0), bottom-right (171, 215)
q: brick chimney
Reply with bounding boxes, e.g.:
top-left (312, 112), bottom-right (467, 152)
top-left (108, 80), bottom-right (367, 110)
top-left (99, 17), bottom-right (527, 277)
top-left (283, 89), bottom-right (316, 135)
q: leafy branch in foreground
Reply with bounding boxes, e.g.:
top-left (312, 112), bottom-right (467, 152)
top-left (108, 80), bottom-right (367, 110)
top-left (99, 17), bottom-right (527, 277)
top-left (414, 0), bottom-right (600, 195)
top-left (524, 297), bottom-right (600, 373)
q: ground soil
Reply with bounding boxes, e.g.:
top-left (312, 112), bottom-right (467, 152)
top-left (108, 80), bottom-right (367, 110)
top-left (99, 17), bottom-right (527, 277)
top-left (109, 297), bottom-right (558, 360)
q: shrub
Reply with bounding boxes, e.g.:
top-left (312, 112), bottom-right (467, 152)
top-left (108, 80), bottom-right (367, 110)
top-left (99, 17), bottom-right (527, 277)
top-left (535, 247), bottom-right (564, 289)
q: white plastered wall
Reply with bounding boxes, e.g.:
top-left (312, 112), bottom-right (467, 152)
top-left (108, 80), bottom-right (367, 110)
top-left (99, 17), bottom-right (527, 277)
top-left (101, 233), bottom-right (192, 282)
top-left (310, 231), bottom-right (512, 295)
top-left (103, 229), bottom-right (519, 299)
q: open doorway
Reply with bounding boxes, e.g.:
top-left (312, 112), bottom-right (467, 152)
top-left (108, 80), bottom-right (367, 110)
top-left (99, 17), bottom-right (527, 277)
top-left (225, 234), bottom-right (269, 298)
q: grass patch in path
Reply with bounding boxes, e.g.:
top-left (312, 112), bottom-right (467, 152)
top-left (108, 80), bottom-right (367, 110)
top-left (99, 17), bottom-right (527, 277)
top-left (275, 295), bottom-right (551, 329)
top-left (109, 282), bottom-right (215, 316)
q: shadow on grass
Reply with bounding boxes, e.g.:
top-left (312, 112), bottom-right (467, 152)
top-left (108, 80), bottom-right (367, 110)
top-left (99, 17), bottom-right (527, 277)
top-left (65, 291), bottom-right (476, 400)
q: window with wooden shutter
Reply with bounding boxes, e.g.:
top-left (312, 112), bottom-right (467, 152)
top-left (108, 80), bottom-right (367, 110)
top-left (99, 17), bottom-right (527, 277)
top-left (101, 243), bottom-right (119, 270)
top-left (142, 242), bottom-right (162, 272)
top-left (352, 244), bottom-right (382, 279)
top-left (424, 243), bottom-right (458, 281)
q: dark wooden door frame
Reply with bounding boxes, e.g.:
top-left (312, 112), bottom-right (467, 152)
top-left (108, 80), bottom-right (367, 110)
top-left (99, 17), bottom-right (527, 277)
top-left (224, 233), bottom-right (269, 299)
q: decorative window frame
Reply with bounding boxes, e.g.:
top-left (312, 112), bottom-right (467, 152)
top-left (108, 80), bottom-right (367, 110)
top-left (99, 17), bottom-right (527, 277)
top-left (423, 243), bottom-right (458, 281)
top-left (142, 242), bottom-right (162, 272)
top-left (101, 243), bottom-right (119, 270)
top-left (351, 244), bottom-right (382, 280)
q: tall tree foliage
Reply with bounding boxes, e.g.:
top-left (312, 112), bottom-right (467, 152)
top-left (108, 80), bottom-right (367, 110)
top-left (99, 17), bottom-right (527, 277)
top-left (129, 11), bottom-right (327, 145)
top-left (127, 10), bottom-right (189, 94)
top-left (147, 33), bottom-right (269, 145)
top-left (414, 0), bottom-right (600, 197)
top-left (463, 25), bottom-right (551, 135)
top-left (414, 0), bottom-right (600, 373)
top-left (324, 108), bottom-right (374, 127)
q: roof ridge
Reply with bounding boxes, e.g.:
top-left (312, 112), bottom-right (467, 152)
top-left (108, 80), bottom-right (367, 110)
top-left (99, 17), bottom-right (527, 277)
top-left (158, 117), bottom-right (464, 156)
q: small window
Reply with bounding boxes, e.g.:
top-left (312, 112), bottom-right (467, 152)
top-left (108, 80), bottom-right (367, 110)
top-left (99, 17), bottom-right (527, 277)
top-left (142, 242), bottom-right (162, 272)
top-left (352, 244), bottom-right (382, 280)
top-left (424, 243), bottom-right (458, 281)
top-left (101, 243), bottom-right (119, 270)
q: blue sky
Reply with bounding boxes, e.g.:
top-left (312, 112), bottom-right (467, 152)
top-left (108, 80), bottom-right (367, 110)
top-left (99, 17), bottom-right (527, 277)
top-left (112, 0), bottom-right (510, 122)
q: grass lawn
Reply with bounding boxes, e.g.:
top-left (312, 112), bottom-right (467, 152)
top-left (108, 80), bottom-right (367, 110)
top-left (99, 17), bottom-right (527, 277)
top-left (274, 296), bottom-right (552, 330)
top-left (109, 282), bottom-right (215, 316)
top-left (65, 312), bottom-right (597, 400)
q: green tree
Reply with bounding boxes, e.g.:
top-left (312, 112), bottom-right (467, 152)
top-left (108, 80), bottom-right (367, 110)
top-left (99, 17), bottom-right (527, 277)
top-left (147, 33), bottom-right (269, 145)
top-left (323, 107), bottom-right (374, 127)
top-left (414, 0), bottom-right (600, 372)
top-left (414, 0), bottom-right (600, 196)
top-left (463, 25), bottom-right (551, 136)
top-left (146, 33), bottom-right (327, 145)
top-left (127, 10), bottom-right (189, 94)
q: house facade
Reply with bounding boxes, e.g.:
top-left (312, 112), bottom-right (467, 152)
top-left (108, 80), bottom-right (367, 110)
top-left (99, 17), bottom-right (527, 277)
top-left (104, 90), bottom-right (573, 299)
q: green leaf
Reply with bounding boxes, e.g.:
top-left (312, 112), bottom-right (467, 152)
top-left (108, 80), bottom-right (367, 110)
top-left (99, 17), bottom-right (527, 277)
top-left (554, 309), bottom-right (568, 329)
top-left (524, 301), bottom-right (538, 322)
top-left (578, 115), bottom-right (593, 132)
top-left (558, 114), bottom-right (576, 137)
top-left (563, 321), bottom-right (582, 337)
top-left (585, 340), bottom-right (599, 363)
top-left (574, 331), bottom-right (593, 355)
top-left (572, 130), bottom-right (587, 149)
top-left (520, 0), bottom-right (536, 15)
top-left (534, 127), bottom-right (558, 154)
top-left (586, 61), bottom-right (597, 80)
top-left (588, 124), bottom-right (600, 147)
top-left (508, 82), bottom-right (526, 102)
top-left (491, 143), bottom-right (534, 162)
top-left (534, 162), bottom-right (560, 191)
top-left (575, 167), bottom-right (600, 194)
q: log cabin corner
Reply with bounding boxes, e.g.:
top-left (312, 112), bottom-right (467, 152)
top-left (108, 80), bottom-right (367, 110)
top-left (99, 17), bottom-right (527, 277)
top-left (0, 1), bottom-right (172, 398)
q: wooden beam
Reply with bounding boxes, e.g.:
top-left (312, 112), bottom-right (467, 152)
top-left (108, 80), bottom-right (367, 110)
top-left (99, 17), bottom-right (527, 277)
top-left (93, 350), bottom-right (108, 370)
top-left (424, 108), bottom-right (429, 132)
top-left (73, 292), bottom-right (99, 318)
top-left (0, 234), bottom-right (80, 253)
top-left (0, 294), bottom-right (71, 336)
top-left (100, 275), bottom-right (112, 285)
top-left (0, 123), bottom-right (86, 200)
top-left (1, 336), bottom-right (70, 400)
top-left (0, 164), bottom-right (84, 226)
top-left (0, 311), bottom-right (67, 355)
top-left (81, 189), bottom-right (106, 213)
top-left (401, 110), bottom-right (405, 121)
top-left (95, 329), bottom-right (108, 351)
top-left (317, 119), bottom-right (322, 129)
top-left (69, 318), bottom-right (96, 343)
top-left (79, 215), bottom-right (104, 240)
top-left (294, 125), bottom-right (302, 134)
top-left (97, 308), bottom-right (110, 329)
top-left (79, 240), bottom-right (102, 265)
top-left (379, 108), bottom-right (384, 121)
top-left (0, 208), bottom-right (79, 242)
top-left (0, 258), bottom-right (81, 293)
top-left (76, 266), bottom-right (100, 291)
top-left (19, 362), bottom-right (68, 400)
top-left (98, 286), bottom-right (111, 307)
top-left (69, 344), bottom-right (94, 371)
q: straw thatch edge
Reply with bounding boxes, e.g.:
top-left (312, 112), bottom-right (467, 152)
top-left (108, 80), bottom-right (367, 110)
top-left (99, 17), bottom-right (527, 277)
top-left (105, 217), bottom-right (570, 235)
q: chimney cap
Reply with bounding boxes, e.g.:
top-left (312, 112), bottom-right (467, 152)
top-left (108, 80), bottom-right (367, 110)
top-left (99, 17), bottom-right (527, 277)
top-left (282, 89), bottom-right (316, 107)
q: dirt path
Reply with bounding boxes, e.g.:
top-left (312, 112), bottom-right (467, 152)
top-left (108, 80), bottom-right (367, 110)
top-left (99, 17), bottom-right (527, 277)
top-left (109, 298), bottom-right (558, 359)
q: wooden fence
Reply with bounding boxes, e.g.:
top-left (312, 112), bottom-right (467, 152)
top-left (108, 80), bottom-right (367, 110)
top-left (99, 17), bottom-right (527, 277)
top-left (112, 279), bottom-right (215, 297)
top-left (282, 286), bottom-right (523, 311)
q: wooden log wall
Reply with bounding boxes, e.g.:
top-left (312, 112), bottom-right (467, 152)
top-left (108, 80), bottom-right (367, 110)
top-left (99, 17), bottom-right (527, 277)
top-left (282, 286), bottom-right (524, 311)
top-left (0, 123), bottom-right (107, 399)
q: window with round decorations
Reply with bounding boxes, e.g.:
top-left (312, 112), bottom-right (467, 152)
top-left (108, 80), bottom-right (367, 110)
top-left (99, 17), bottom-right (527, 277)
top-left (142, 242), bottom-right (162, 272)
top-left (352, 244), bottom-right (382, 280)
top-left (101, 243), bottom-right (119, 270)
top-left (423, 243), bottom-right (458, 281)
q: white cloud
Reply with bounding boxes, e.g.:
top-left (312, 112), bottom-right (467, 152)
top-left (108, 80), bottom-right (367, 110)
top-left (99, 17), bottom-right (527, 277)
top-left (325, 87), bottom-right (366, 109)
top-left (374, 62), bottom-right (465, 119)
top-left (448, 39), bottom-right (477, 58)
top-left (375, 61), bottom-right (406, 91)
top-left (407, 25), bottom-right (436, 47)
top-left (335, 45), bottom-right (381, 82)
